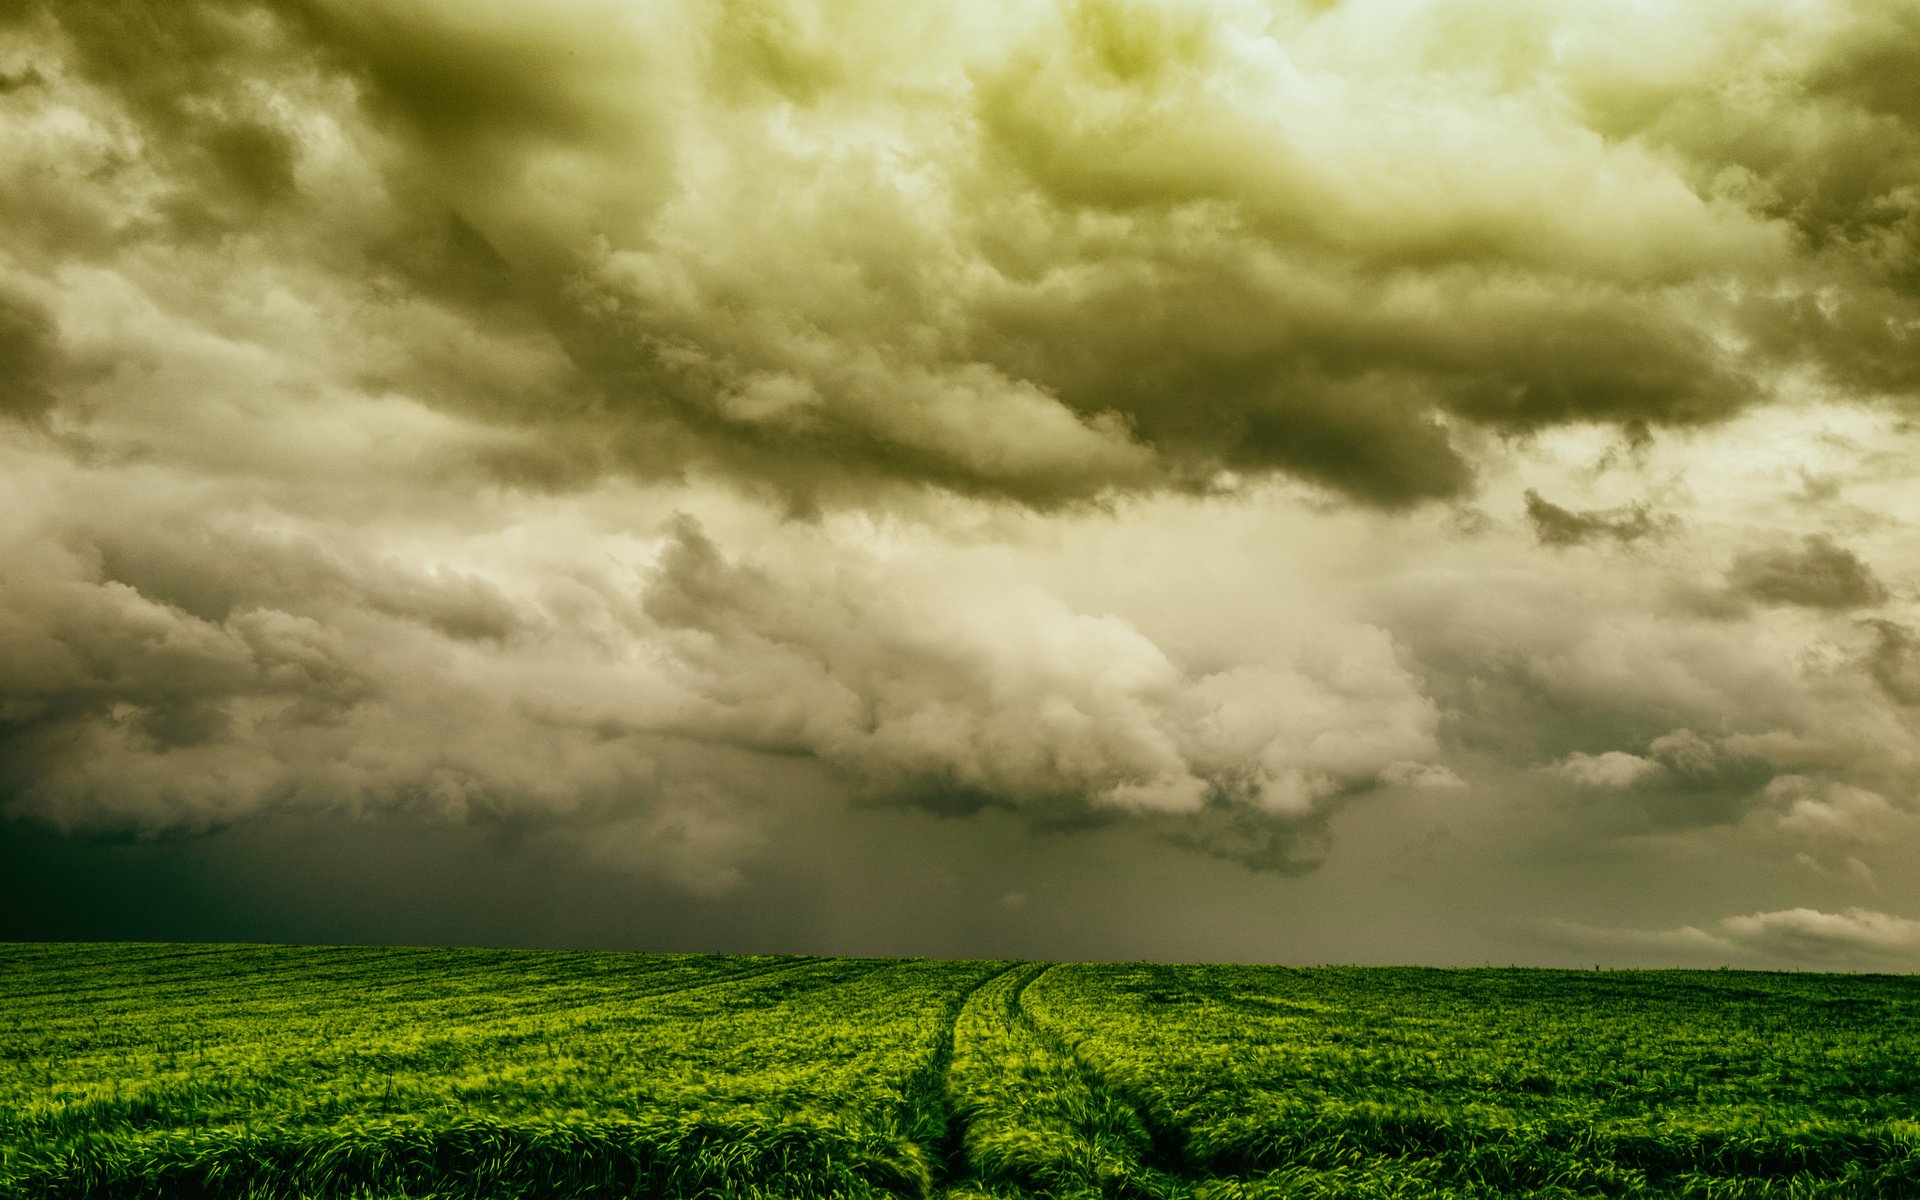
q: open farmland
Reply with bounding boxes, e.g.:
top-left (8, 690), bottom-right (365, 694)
top-left (3, 945), bottom-right (1918, 1198)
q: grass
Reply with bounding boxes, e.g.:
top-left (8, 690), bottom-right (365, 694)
top-left (2, 945), bottom-right (1917, 1198)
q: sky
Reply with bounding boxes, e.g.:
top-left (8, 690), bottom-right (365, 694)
top-left (4, 0), bottom-right (1920, 970)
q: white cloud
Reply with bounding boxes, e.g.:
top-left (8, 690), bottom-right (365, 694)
top-left (1548, 751), bottom-right (1662, 789)
top-left (638, 514), bottom-right (1448, 849)
top-left (1544, 906), bottom-right (1920, 967)
top-left (1768, 776), bottom-right (1911, 847)
top-left (1721, 907), bottom-right (1920, 961)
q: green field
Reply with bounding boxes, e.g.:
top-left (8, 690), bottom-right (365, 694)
top-left (4, 945), bottom-right (1918, 1198)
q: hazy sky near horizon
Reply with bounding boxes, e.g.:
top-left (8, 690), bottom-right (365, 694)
top-left (6, 0), bottom-right (1920, 968)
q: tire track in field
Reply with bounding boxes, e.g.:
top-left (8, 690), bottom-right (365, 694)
top-left (1008, 963), bottom-right (1191, 1184)
top-left (900, 961), bottom-right (1027, 1194)
top-left (944, 960), bottom-right (1136, 1198)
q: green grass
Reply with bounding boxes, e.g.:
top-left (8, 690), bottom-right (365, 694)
top-left (3, 945), bottom-right (1918, 1198)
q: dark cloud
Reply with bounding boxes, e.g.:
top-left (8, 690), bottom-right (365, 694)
top-left (1728, 535), bottom-right (1887, 610)
top-left (0, 289), bottom-right (56, 419)
top-left (0, 64), bottom-right (42, 94)
top-left (14, 2), bottom-right (313, 237)
top-left (1573, 2), bottom-right (1920, 398)
top-left (12, 0), bottom-right (1918, 511)
top-left (8, 0), bottom-right (1920, 960)
top-left (0, 512), bottom-right (585, 838)
top-left (1863, 619), bottom-right (1920, 704)
top-left (1166, 810), bottom-right (1332, 877)
top-left (1548, 729), bottom-right (1782, 830)
top-left (1523, 490), bottom-right (1672, 548)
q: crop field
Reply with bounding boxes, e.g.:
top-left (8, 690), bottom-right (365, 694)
top-left (2, 945), bottom-right (1918, 1199)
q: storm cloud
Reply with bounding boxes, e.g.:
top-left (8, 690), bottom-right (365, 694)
top-left (1523, 490), bottom-right (1673, 548)
top-left (7, 0), bottom-right (1920, 964)
top-left (1727, 535), bottom-right (1888, 610)
top-left (9, 0), bottom-right (1920, 507)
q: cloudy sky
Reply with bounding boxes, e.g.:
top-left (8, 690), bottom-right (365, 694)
top-left (5, 0), bottom-right (1920, 969)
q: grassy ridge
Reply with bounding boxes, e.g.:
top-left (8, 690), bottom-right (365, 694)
top-left (4, 945), bottom-right (1919, 1198)
top-left (1026, 964), bottom-right (1920, 1198)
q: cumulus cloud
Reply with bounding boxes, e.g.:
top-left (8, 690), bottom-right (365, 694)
top-left (1545, 750), bottom-right (1662, 790)
top-left (1384, 438), bottom-right (1920, 842)
top-left (1544, 907), bottom-right (1920, 967)
top-left (639, 514), bottom-right (1451, 867)
top-left (10, 0), bottom-right (1920, 931)
top-left (0, 447), bottom-right (1455, 877)
top-left (1538, 730), bottom-right (1780, 827)
top-left (1767, 775), bottom-right (1904, 838)
top-left (1719, 906), bottom-right (1920, 961)
top-left (0, 514), bottom-right (634, 836)
top-left (6, 0), bottom-right (1920, 510)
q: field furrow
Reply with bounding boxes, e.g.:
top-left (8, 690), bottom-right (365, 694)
top-left (6, 946), bottom-right (1920, 1200)
top-left (944, 962), bottom-right (1182, 1199)
top-left (900, 959), bottom-right (1023, 1192)
top-left (1, 948), bottom-right (1005, 1200)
